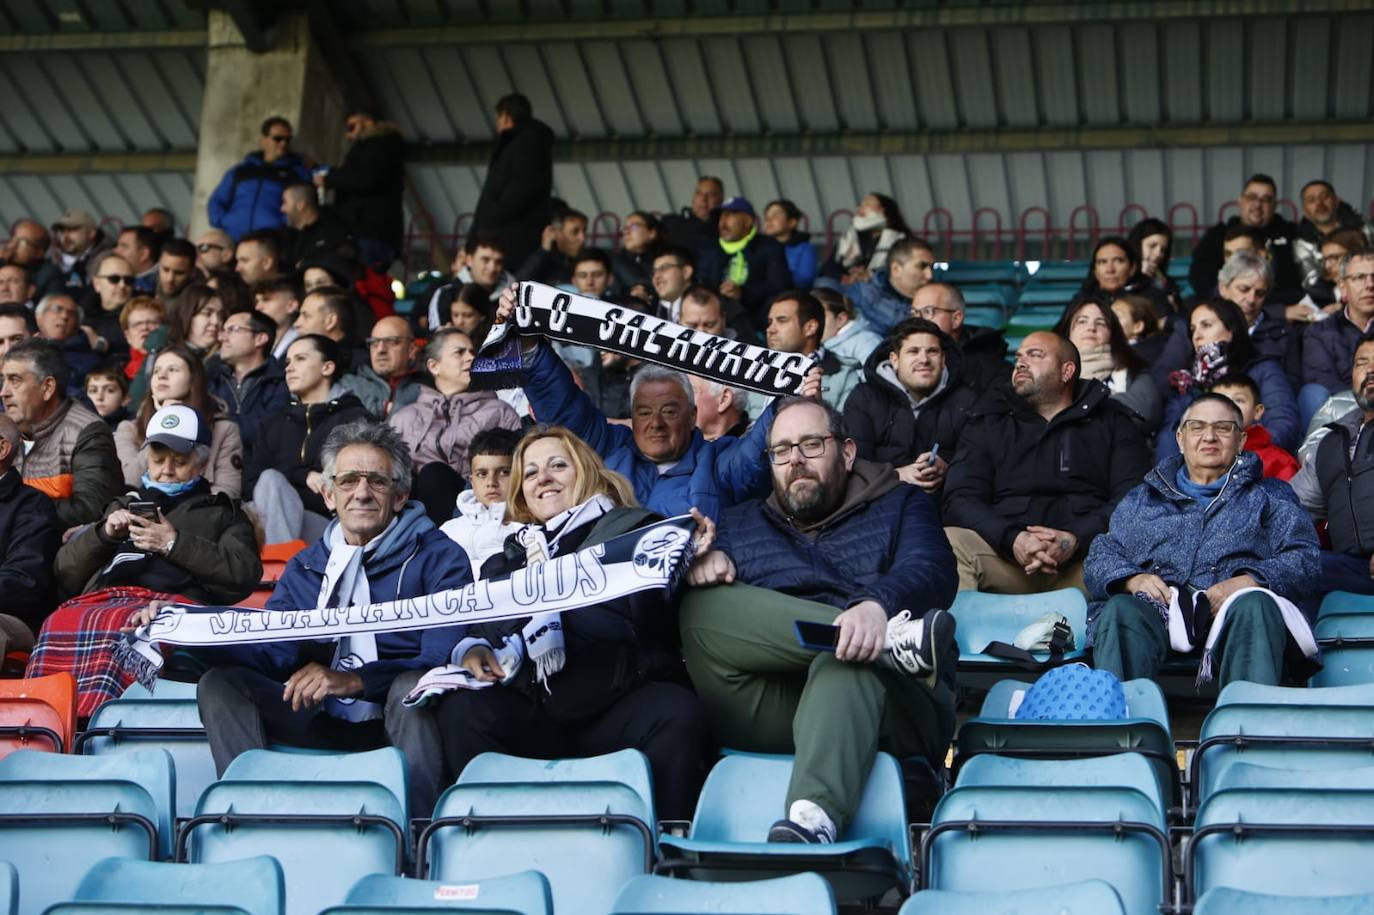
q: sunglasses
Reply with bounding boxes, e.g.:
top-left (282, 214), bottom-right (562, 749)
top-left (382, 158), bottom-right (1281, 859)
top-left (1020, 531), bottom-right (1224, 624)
top-left (268, 134), bottom-right (292, 143)
top-left (98, 274), bottom-right (136, 286)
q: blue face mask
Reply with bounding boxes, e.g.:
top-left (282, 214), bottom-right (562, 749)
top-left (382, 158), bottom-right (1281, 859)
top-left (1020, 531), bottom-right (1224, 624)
top-left (140, 473), bottom-right (202, 497)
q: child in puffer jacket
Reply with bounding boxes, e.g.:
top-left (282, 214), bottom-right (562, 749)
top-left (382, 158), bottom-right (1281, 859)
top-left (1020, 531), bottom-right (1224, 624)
top-left (439, 428), bottom-right (523, 577)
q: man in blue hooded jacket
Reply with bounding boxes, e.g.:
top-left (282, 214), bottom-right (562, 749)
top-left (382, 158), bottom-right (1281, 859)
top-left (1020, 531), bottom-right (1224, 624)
top-left (194, 420), bottom-right (471, 816)
top-left (208, 116), bottom-right (312, 242)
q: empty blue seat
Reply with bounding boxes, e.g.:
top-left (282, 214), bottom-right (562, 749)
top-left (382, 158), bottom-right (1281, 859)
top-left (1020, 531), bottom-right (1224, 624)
top-left (182, 748), bottom-right (407, 915)
top-left (1027, 262), bottom-right (1089, 284)
top-left (321, 871), bottom-right (552, 915)
top-left (44, 856), bottom-right (283, 915)
top-left (421, 750), bottom-right (655, 915)
top-left (0, 750), bottom-right (171, 915)
top-left (0, 862), bottom-right (14, 915)
top-left (1312, 613), bottom-right (1374, 687)
top-left (612, 873), bottom-right (835, 914)
top-left (1195, 886), bottom-right (1374, 914)
top-left (79, 697), bottom-right (214, 820)
top-left (1188, 788), bottom-right (1374, 904)
top-left (1213, 760), bottom-right (1374, 793)
top-left (900, 878), bottom-right (1126, 914)
top-left (947, 589), bottom-right (1088, 667)
top-left (956, 678), bottom-right (1178, 808)
top-left (657, 751), bottom-right (911, 906)
top-left (939, 263), bottom-right (1027, 286)
top-left (1317, 591), bottom-right (1374, 620)
top-left (120, 680), bottom-right (200, 701)
top-left (924, 756), bottom-right (1169, 915)
top-left (962, 307), bottom-right (1006, 330)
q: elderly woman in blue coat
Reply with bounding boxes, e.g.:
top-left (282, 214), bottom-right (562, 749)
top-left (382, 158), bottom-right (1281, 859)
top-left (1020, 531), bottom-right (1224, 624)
top-left (1085, 393), bottom-right (1321, 687)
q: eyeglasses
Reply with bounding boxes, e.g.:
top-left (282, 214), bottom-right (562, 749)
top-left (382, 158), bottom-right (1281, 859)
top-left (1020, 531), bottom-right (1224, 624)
top-left (367, 335), bottom-right (412, 348)
top-left (1344, 273), bottom-right (1374, 287)
top-left (766, 434), bottom-right (835, 465)
top-left (196, 243), bottom-right (226, 254)
top-left (330, 471), bottom-right (398, 492)
top-left (1179, 419), bottom-right (1241, 436)
top-left (97, 274), bottom-right (135, 286)
top-left (268, 134), bottom-right (292, 144)
top-left (913, 305), bottom-right (959, 319)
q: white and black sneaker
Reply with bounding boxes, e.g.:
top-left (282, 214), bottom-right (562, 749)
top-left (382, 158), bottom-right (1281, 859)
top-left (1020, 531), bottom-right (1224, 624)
top-left (884, 608), bottom-right (956, 682)
top-left (767, 817), bottom-right (835, 844)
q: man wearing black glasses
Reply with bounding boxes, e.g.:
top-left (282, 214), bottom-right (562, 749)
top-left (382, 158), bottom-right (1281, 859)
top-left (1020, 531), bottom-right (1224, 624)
top-left (207, 115), bottom-right (312, 243)
top-left (83, 252), bottom-right (136, 360)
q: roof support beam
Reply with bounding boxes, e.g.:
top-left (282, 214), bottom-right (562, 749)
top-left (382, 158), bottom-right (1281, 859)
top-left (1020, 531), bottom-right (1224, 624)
top-left (406, 120), bottom-right (1374, 166)
top-left (0, 151), bottom-right (196, 174)
top-left (0, 29), bottom-right (205, 52)
top-left (353, 0), bottom-right (1374, 47)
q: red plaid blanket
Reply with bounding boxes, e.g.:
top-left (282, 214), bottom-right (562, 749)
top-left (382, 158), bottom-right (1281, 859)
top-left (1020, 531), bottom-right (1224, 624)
top-left (26, 587), bottom-right (183, 719)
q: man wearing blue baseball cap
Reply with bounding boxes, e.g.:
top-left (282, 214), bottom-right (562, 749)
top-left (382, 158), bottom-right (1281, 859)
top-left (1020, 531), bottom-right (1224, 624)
top-left (696, 196), bottom-right (793, 339)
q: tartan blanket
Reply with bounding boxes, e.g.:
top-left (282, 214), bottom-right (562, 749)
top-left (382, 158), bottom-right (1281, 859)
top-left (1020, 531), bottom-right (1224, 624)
top-left (26, 587), bottom-right (183, 719)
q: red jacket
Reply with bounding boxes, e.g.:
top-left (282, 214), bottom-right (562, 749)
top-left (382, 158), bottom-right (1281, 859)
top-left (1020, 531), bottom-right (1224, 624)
top-left (1245, 423), bottom-right (1299, 481)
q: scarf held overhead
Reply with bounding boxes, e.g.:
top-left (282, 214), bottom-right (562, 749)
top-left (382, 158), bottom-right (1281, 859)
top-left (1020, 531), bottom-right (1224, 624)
top-left (116, 514), bottom-right (698, 689)
top-left (470, 282), bottom-right (818, 395)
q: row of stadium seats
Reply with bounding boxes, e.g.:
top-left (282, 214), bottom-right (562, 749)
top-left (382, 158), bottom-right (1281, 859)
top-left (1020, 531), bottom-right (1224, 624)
top-left (7, 679), bottom-right (1374, 912)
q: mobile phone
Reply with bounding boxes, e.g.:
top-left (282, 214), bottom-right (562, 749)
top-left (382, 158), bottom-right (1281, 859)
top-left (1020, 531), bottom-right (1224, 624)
top-left (128, 501), bottom-right (159, 520)
top-left (794, 620), bottom-right (840, 653)
top-left (927, 443), bottom-right (941, 467)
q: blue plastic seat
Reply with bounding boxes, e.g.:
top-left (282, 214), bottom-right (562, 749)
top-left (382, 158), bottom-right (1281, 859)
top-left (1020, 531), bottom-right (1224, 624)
top-left (611, 873), bottom-right (836, 914)
top-left (43, 856), bottom-right (283, 915)
top-left (1317, 591), bottom-right (1374, 620)
top-left (1195, 886), bottom-right (1374, 914)
top-left (79, 697), bottom-right (214, 819)
top-left (939, 263), bottom-right (1026, 286)
top-left (1188, 788), bottom-right (1374, 904)
top-left (181, 748), bottom-right (407, 915)
top-left (1027, 262), bottom-right (1089, 284)
top-left (421, 750), bottom-right (655, 915)
top-left (899, 878), bottom-right (1126, 914)
top-left (656, 751), bottom-right (911, 906)
top-left (0, 750), bottom-right (171, 915)
top-left (923, 758), bottom-right (1169, 915)
top-left (962, 306), bottom-right (1006, 330)
top-left (946, 589), bottom-right (1088, 667)
top-left (1312, 613), bottom-right (1374, 687)
top-left (956, 678), bottom-right (1178, 809)
top-left (320, 871), bottom-right (552, 915)
top-left (0, 862), bottom-right (14, 915)
top-left (1212, 760), bottom-right (1374, 792)
top-left (119, 680), bottom-right (200, 701)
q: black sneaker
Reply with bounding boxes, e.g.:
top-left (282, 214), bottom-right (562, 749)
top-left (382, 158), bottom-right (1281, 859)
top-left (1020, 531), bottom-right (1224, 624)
top-left (767, 817), bottom-right (835, 844)
top-left (885, 608), bottom-right (956, 683)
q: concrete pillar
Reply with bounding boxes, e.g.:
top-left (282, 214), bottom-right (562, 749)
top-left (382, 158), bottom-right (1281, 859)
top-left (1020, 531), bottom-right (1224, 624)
top-left (188, 11), bottom-right (348, 238)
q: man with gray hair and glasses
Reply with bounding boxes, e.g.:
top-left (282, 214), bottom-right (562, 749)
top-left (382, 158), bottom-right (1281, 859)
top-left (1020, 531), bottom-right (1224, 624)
top-left (190, 420), bottom-right (473, 816)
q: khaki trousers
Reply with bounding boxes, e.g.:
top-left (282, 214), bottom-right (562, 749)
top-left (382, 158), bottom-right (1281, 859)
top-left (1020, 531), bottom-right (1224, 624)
top-left (944, 526), bottom-right (1085, 594)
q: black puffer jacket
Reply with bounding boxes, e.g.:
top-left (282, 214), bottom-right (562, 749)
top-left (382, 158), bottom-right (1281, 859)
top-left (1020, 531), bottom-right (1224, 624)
top-left (472, 116), bottom-right (555, 270)
top-left (843, 326), bottom-right (978, 469)
top-left (244, 389), bottom-right (372, 515)
top-left (323, 122), bottom-right (405, 253)
top-left (943, 380), bottom-right (1151, 560)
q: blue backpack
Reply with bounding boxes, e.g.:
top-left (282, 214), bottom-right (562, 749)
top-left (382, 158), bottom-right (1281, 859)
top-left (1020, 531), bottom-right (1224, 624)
top-left (1014, 663), bottom-right (1127, 721)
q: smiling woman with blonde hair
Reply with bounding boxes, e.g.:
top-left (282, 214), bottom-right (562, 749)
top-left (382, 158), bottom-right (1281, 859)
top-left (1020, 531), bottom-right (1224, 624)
top-left (436, 424), bottom-right (710, 821)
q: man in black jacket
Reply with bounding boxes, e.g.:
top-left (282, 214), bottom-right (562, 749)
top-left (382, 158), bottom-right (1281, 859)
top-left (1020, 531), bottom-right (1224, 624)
top-left (844, 317), bottom-right (978, 495)
top-left (1189, 174), bottom-right (1302, 303)
top-left (0, 413), bottom-right (58, 655)
top-left (314, 110), bottom-right (405, 270)
top-left (943, 331), bottom-right (1150, 594)
top-left (515, 206), bottom-right (587, 287)
top-left (660, 176), bottom-right (725, 260)
top-left (471, 94), bottom-right (555, 270)
top-left (695, 197), bottom-right (792, 335)
top-left (911, 282), bottom-right (1009, 392)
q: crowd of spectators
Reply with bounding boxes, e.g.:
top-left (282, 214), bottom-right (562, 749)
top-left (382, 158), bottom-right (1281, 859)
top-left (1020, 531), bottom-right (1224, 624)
top-left (1, 91), bottom-right (1370, 843)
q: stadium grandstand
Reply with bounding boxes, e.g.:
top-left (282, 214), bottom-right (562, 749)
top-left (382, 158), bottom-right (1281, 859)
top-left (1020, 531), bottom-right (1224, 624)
top-left (2, 1), bottom-right (1374, 913)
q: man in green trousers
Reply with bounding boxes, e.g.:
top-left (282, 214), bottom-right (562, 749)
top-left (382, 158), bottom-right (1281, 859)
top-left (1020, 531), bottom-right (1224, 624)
top-left (680, 395), bottom-right (958, 844)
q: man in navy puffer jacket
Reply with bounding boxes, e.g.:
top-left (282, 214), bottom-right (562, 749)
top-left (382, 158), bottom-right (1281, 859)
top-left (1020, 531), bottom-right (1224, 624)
top-left (208, 116), bottom-right (312, 242)
top-left (680, 396), bottom-right (957, 846)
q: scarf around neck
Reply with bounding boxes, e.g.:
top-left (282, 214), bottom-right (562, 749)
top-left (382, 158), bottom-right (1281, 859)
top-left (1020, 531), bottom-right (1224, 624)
top-left (1174, 464), bottom-right (1230, 503)
top-left (720, 226), bottom-right (757, 286)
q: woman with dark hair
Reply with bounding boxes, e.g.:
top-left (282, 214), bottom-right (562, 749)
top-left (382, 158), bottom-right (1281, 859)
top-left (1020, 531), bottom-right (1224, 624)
top-left (763, 198), bottom-right (816, 289)
top-left (1126, 217), bottom-right (1183, 314)
top-left (612, 210), bottom-right (663, 293)
top-left (1070, 236), bottom-right (1172, 317)
top-left (114, 344), bottom-right (244, 499)
top-left (1054, 300), bottom-right (1161, 432)
top-left (1156, 298), bottom-right (1299, 460)
top-left (820, 192), bottom-right (911, 282)
top-left (169, 284), bottom-right (225, 359)
top-left (449, 283), bottom-right (495, 343)
top-left (205, 269), bottom-right (253, 315)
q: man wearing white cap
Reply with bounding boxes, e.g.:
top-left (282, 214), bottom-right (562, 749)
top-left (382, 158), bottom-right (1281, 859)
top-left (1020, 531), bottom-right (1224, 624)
top-left (50, 209), bottom-right (113, 292)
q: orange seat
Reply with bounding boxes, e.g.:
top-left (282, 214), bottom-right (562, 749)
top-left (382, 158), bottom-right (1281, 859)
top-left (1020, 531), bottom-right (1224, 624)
top-left (0, 672), bottom-right (76, 758)
top-left (259, 540), bottom-right (307, 586)
top-left (236, 588), bottom-right (273, 610)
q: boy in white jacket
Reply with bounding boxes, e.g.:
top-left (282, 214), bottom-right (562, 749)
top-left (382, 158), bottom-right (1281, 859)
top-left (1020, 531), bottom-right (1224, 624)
top-left (440, 428), bottom-right (523, 577)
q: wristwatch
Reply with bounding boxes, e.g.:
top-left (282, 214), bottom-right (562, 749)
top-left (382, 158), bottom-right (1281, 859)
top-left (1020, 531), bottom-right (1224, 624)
top-left (162, 537), bottom-right (176, 556)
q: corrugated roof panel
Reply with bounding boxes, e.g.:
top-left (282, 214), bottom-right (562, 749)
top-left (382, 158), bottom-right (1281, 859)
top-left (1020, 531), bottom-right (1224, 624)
top-left (619, 161), bottom-right (672, 215)
top-left (926, 154), bottom-right (974, 229)
top-left (808, 157), bottom-right (857, 220)
top-left (148, 172), bottom-right (193, 220)
top-left (884, 156), bottom-right (935, 235)
top-left (464, 45), bottom-right (519, 126)
top-left (408, 166), bottom-right (459, 235)
top-left (992, 28), bottom-right (1038, 129)
top-left (826, 33), bottom-right (878, 131)
top-left (0, 1), bottom-right (55, 34)
top-left (699, 38), bottom-right (759, 134)
top-left (1122, 148), bottom-right (1167, 220)
top-left (781, 33), bottom-right (839, 133)
top-left (1247, 146), bottom-right (1287, 196)
top-left (1035, 27), bottom-right (1079, 127)
top-left (694, 159), bottom-right (743, 201)
top-left (848, 156), bottom-right (891, 205)
top-left (655, 160), bottom-right (703, 214)
top-left (1329, 146), bottom-right (1367, 208)
top-left (1003, 152), bottom-right (1050, 225)
top-left (659, 39), bottom-right (720, 135)
top-left (1076, 25), bottom-right (1119, 126)
top-left (1333, 14), bottom-right (1374, 120)
top-left (1118, 23), bottom-right (1159, 125)
top-left (381, 50), bottom-right (452, 143)
top-left (77, 54), bottom-right (158, 149)
top-left (122, 53), bottom-right (201, 149)
top-left (40, 53), bottom-right (125, 150)
top-left (1, 56), bottom-right (86, 151)
top-left (1288, 145), bottom-right (1326, 194)
top-left (771, 158), bottom-right (824, 236)
top-left (1084, 150), bottom-right (1128, 229)
top-left (541, 44), bottom-right (607, 139)
top-left (1165, 149), bottom-right (1208, 233)
top-left (582, 161), bottom-right (636, 216)
top-left (965, 154), bottom-right (1012, 232)
top-left (1290, 18), bottom-right (1330, 120)
top-left (78, 174), bottom-right (142, 223)
top-left (552, 162), bottom-right (600, 217)
top-left (741, 35), bottom-right (798, 134)
top-left (357, 54), bottom-right (419, 140)
top-left (501, 45), bottom-right (566, 139)
top-left (732, 159), bottom-right (781, 212)
top-left (1205, 20), bottom-right (1244, 121)
top-left (948, 29), bottom-right (998, 129)
top-left (1204, 148), bottom-right (1244, 220)
top-left (908, 30), bottom-right (957, 129)
top-left (1044, 151), bottom-right (1088, 227)
top-left (581, 41), bottom-right (644, 137)
top-left (1248, 18), bottom-right (1287, 121)
top-left (863, 31), bottom-right (917, 131)
top-left (619, 40), bottom-right (684, 136)
top-left (1162, 21), bottom-right (1202, 122)
top-left (421, 47), bottom-right (495, 142)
